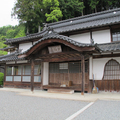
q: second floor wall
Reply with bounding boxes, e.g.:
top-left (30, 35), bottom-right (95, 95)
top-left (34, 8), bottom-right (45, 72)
top-left (70, 29), bottom-right (111, 44)
top-left (18, 28), bottom-right (112, 52)
top-left (19, 42), bottom-right (32, 52)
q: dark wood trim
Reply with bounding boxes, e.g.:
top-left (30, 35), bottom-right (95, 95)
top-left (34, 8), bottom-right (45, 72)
top-left (4, 65), bottom-right (6, 85)
top-left (21, 65), bottom-right (23, 82)
top-left (93, 53), bottom-right (120, 59)
top-left (90, 30), bottom-right (92, 40)
top-left (42, 57), bottom-right (82, 62)
top-left (95, 80), bottom-right (120, 92)
top-left (41, 61), bottom-right (43, 90)
top-left (18, 39), bottom-right (96, 58)
top-left (31, 59), bottom-right (34, 91)
top-left (81, 55), bottom-right (85, 95)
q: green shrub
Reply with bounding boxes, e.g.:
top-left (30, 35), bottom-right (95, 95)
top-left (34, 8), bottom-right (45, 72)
top-left (0, 72), bottom-right (4, 85)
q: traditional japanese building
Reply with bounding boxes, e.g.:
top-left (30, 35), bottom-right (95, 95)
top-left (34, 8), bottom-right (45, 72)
top-left (1, 8), bottom-right (120, 92)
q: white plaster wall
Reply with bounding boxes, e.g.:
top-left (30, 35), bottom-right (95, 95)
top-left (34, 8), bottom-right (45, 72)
top-left (93, 57), bottom-right (120, 80)
top-left (43, 62), bottom-right (49, 85)
top-left (8, 52), bottom-right (10, 54)
top-left (69, 32), bottom-right (90, 43)
top-left (19, 42), bottom-right (32, 52)
top-left (92, 29), bottom-right (111, 43)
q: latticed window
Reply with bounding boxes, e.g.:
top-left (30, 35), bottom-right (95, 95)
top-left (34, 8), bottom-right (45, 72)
top-left (112, 30), bottom-right (120, 42)
top-left (103, 59), bottom-right (120, 80)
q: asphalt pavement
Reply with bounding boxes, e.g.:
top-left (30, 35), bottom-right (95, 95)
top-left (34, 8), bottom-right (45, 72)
top-left (0, 88), bottom-right (120, 120)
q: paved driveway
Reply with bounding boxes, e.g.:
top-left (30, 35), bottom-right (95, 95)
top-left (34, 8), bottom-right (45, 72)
top-left (0, 91), bottom-right (89, 120)
top-left (0, 91), bottom-right (120, 120)
top-left (74, 100), bottom-right (120, 120)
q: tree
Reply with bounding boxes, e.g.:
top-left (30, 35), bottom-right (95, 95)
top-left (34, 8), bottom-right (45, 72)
top-left (88, 0), bottom-right (100, 13)
top-left (12, 0), bottom-right (45, 33)
top-left (0, 25), bottom-right (26, 56)
top-left (59, 0), bottom-right (84, 20)
top-left (43, 0), bottom-right (63, 22)
top-left (11, 0), bottom-right (120, 33)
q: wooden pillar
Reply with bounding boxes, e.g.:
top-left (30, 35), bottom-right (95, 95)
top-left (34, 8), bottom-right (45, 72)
top-left (31, 59), bottom-right (34, 92)
top-left (4, 64), bottom-right (6, 87)
top-left (41, 61), bottom-right (43, 90)
top-left (81, 55), bottom-right (85, 95)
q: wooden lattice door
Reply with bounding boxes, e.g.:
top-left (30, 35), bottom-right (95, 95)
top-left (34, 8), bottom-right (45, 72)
top-left (49, 61), bottom-right (89, 91)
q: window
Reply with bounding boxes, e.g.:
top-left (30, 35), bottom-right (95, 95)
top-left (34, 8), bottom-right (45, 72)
top-left (22, 76), bottom-right (31, 82)
top-left (13, 66), bottom-right (22, 82)
top-left (112, 30), bottom-right (120, 42)
top-left (6, 66), bottom-right (13, 81)
top-left (69, 62), bottom-right (81, 73)
top-left (49, 62), bottom-right (82, 73)
top-left (6, 66), bottom-right (12, 75)
top-left (6, 64), bottom-right (41, 83)
top-left (23, 65), bottom-right (31, 75)
top-left (49, 63), bottom-right (59, 73)
top-left (34, 65), bottom-right (41, 75)
top-left (14, 66), bottom-right (22, 75)
top-left (59, 63), bottom-right (68, 73)
top-left (22, 65), bottom-right (31, 82)
top-left (103, 59), bottom-right (120, 80)
top-left (34, 65), bottom-right (41, 82)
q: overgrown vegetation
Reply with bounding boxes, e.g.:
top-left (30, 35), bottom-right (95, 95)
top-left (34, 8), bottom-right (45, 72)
top-left (12, 0), bottom-right (120, 34)
top-left (0, 24), bottom-right (25, 55)
top-left (0, 72), bottom-right (4, 86)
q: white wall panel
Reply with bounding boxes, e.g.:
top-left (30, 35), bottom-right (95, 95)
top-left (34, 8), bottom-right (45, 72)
top-left (93, 57), bottom-right (120, 80)
top-left (19, 42), bottom-right (32, 52)
top-left (43, 62), bottom-right (49, 85)
top-left (92, 29), bottom-right (111, 43)
top-left (69, 32), bottom-right (90, 43)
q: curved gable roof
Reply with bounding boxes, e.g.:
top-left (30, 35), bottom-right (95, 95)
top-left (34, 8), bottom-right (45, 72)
top-left (18, 29), bottom-right (98, 57)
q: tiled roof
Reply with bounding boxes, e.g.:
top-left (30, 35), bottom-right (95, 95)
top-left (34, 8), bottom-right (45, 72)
top-left (47, 8), bottom-right (120, 33)
top-left (0, 51), bottom-right (25, 63)
top-left (1, 42), bottom-right (120, 63)
top-left (97, 42), bottom-right (120, 52)
top-left (19, 30), bottom-right (96, 55)
top-left (0, 46), bottom-right (16, 51)
top-left (5, 29), bottom-right (48, 44)
top-left (5, 8), bottom-right (120, 44)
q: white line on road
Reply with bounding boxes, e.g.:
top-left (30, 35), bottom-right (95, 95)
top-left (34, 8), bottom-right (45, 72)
top-left (65, 102), bottom-right (94, 120)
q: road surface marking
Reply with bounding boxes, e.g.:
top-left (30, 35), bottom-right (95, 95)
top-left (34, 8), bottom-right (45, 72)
top-left (65, 102), bottom-right (94, 120)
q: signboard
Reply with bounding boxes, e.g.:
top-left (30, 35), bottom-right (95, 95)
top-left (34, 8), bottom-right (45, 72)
top-left (48, 45), bottom-right (62, 54)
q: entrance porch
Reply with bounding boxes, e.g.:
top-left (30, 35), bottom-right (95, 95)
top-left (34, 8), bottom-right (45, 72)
top-left (43, 61), bottom-right (89, 92)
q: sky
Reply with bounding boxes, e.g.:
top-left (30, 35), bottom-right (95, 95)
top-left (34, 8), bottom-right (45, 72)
top-left (0, 0), bottom-right (19, 27)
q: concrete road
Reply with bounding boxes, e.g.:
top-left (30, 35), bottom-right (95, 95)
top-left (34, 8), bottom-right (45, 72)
top-left (0, 90), bottom-right (120, 120)
top-left (74, 100), bottom-right (120, 120)
top-left (0, 91), bottom-right (89, 120)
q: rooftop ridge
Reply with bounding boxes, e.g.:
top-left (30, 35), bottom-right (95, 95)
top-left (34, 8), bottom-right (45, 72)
top-left (48, 8), bottom-right (120, 26)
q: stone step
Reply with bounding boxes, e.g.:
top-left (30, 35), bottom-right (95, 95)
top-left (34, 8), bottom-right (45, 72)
top-left (48, 89), bottom-right (74, 94)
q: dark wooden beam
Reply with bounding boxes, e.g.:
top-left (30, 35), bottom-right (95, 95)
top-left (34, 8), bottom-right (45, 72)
top-left (93, 53), bottom-right (120, 59)
top-left (41, 61), bottom-right (43, 90)
top-left (31, 59), bottom-right (34, 91)
top-left (38, 51), bottom-right (82, 58)
top-left (3, 65), bottom-right (6, 86)
top-left (42, 57), bottom-right (82, 62)
top-left (81, 55), bottom-right (85, 95)
top-left (24, 39), bottom-right (96, 56)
